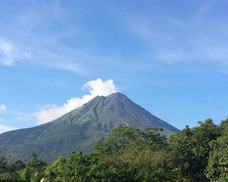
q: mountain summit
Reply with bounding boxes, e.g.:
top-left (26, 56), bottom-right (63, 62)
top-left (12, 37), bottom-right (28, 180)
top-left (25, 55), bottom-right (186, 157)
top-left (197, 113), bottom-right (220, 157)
top-left (0, 92), bottom-right (179, 161)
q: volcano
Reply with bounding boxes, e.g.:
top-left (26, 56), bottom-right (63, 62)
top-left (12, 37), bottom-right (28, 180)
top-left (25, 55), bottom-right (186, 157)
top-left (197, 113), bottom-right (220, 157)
top-left (0, 92), bottom-right (179, 161)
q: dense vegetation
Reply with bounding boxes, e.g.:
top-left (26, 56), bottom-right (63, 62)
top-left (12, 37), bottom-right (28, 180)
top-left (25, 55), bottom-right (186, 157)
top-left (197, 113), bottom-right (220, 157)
top-left (1, 118), bottom-right (228, 181)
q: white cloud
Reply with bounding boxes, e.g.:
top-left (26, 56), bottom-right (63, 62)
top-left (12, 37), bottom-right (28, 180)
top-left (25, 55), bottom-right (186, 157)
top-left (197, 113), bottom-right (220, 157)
top-left (33, 78), bottom-right (118, 124)
top-left (0, 124), bottom-right (16, 134)
top-left (47, 61), bottom-right (84, 74)
top-left (13, 116), bottom-right (27, 121)
top-left (0, 39), bottom-right (29, 67)
top-left (0, 39), bottom-right (16, 66)
top-left (167, 18), bottom-right (188, 30)
top-left (0, 118), bottom-right (5, 122)
top-left (0, 105), bottom-right (6, 113)
top-left (0, 38), bottom-right (84, 73)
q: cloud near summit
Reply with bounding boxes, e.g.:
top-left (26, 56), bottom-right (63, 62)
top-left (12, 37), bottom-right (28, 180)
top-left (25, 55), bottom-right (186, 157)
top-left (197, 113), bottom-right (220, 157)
top-left (33, 78), bottom-right (118, 124)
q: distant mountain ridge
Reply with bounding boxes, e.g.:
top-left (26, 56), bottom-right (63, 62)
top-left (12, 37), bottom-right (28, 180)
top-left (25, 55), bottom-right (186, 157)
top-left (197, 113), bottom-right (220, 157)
top-left (0, 92), bottom-right (179, 162)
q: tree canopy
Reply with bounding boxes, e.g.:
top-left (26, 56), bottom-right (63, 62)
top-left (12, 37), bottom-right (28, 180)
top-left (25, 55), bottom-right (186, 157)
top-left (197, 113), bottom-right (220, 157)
top-left (1, 118), bottom-right (228, 182)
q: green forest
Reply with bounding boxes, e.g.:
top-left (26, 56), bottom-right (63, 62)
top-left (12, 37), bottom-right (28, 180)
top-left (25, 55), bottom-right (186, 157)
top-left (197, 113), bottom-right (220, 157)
top-left (1, 118), bottom-right (228, 182)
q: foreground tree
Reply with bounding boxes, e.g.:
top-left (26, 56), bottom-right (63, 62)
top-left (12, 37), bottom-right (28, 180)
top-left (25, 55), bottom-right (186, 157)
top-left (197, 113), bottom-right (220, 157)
top-left (206, 134), bottom-right (228, 181)
top-left (206, 118), bottom-right (228, 181)
top-left (94, 124), bottom-right (167, 154)
top-left (94, 124), bottom-right (170, 181)
top-left (44, 152), bottom-right (127, 182)
top-left (0, 154), bottom-right (8, 174)
top-left (27, 153), bottom-right (47, 173)
top-left (168, 119), bottom-right (220, 181)
top-left (44, 124), bottom-right (170, 182)
top-left (0, 154), bottom-right (24, 180)
top-left (44, 157), bottom-right (67, 182)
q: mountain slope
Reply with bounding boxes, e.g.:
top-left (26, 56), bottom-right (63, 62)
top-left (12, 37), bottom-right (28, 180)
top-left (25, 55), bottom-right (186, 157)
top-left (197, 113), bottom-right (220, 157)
top-left (0, 92), bottom-right (179, 161)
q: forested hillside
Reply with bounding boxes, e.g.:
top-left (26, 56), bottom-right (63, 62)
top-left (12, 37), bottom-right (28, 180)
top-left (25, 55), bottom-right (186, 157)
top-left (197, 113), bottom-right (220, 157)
top-left (1, 118), bottom-right (228, 181)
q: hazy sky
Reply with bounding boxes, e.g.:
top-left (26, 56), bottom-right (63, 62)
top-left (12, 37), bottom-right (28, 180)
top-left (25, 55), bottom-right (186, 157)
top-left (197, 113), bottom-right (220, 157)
top-left (1, 0), bottom-right (228, 133)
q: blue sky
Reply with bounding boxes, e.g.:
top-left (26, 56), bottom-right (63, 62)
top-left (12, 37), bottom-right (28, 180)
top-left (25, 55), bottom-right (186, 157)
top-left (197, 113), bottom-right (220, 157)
top-left (1, 0), bottom-right (228, 133)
